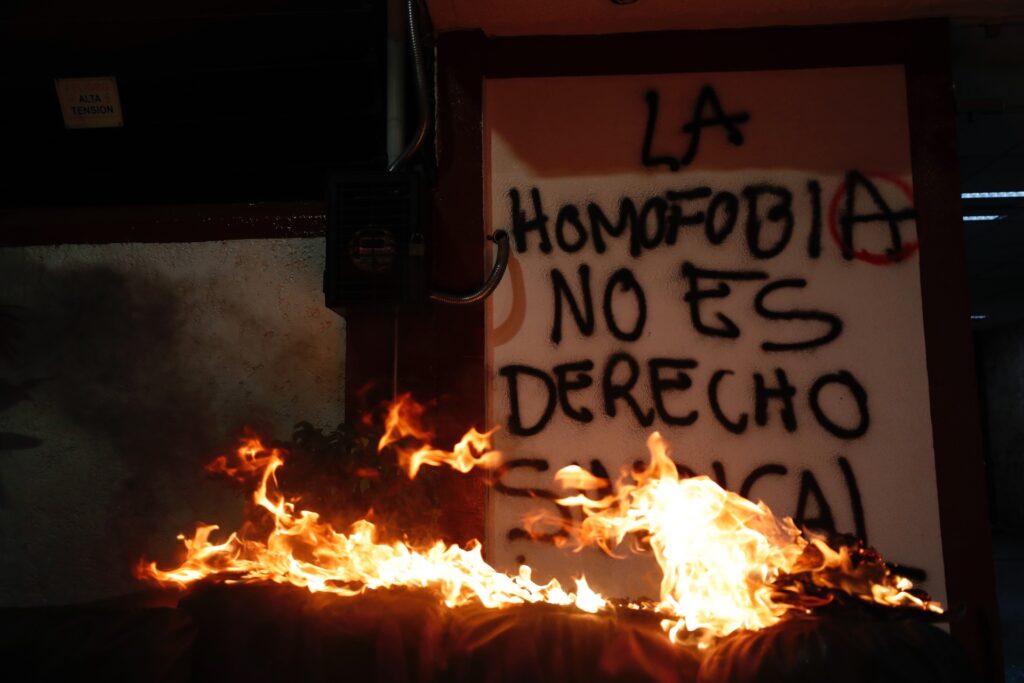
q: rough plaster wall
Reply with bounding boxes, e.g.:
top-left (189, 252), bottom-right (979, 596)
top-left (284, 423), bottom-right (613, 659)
top-left (0, 238), bottom-right (345, 606)
top-left (978, 322), bottom-right (1024, 531)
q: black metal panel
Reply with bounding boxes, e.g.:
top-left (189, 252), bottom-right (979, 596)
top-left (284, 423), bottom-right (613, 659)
top-left (0, 1), bottom-right (387, 207)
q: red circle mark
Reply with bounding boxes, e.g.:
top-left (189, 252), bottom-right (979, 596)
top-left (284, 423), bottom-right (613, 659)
top-left (827, 172), bottom-right (919, 265)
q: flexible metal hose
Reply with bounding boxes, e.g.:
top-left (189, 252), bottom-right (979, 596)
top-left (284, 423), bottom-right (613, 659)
top-left (429, 231), bottom-right (511, 304)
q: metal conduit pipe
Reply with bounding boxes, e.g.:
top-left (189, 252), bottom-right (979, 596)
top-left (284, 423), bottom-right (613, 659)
top-left (390, 0), bottom-right (510, 305)
top-left (387, 0), bottom-right (430, 173)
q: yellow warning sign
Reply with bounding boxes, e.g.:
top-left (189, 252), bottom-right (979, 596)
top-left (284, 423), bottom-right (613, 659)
top-left (55, 77), bottom-right (124, 129)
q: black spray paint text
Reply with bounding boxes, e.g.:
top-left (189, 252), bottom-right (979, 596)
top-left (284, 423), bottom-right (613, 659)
top-left (509, 170), bottom-right (916, 262)
top-left (501, 359), bottom-right (868, 439)
top-left (493, 453), bottom-right (866, 547)
top-left (489, 86), bottom-right (926, 577)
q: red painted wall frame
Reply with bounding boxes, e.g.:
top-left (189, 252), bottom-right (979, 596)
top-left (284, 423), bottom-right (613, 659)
top-left (346, 19), bottom-right (1000, 679)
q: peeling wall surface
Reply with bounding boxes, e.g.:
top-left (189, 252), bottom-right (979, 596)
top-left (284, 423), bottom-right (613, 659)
top-left (0, 238), bottom-right (344, 606)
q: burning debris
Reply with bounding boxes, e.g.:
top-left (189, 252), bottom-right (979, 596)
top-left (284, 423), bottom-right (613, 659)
top-left (141, 395), bottom-right (942, 650)
top-left (141, 431), bottom-right (603, 614)
top-left (545, 431), bottom-right (940, 643)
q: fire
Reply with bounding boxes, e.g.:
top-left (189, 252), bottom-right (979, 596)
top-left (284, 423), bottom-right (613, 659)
top-left (141, 411), bottom-right (603, 615)
top-left (141, 395), bottom-right (940, 644)
top-left (548, 432), bottom-right (941, 642)
top-left (203, 436), bottom-right (274, 481)
top-left (378, 395), bottom-right (502, 478)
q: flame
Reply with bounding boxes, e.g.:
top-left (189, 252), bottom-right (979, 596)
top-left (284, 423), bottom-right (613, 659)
top-left (204, 437), bottom-right (274, 481)
top-left (141, 398), bottom-right (940, 644)
top-left (141, 429), bottom-right (604, 615)
top-left (379, 394), bottom-right (502, 478)
top-left (549, 432), bottom-right (942, 642)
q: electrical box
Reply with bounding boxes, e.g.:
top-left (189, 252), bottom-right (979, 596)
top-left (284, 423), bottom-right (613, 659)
top-left (325, 172), bottom-right (427, 316)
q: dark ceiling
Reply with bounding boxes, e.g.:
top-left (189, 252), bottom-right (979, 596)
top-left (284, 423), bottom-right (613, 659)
top-left (0, 1), bottom-right (388, 207)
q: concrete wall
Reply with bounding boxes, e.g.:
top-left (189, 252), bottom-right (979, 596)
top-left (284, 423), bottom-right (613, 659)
top-left (977, 322), bottom-right (1024, 532)
top-left (0, 238), bottom-right (344, 606)
top-left (975, 324), bottom-right (1024, 683)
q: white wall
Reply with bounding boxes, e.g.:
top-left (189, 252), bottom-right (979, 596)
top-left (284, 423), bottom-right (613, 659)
top-left (0, 238), bottom-right (345, 605)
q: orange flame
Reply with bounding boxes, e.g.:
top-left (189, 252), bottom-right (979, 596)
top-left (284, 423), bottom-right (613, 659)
top-left (204, 437), bottom-right (275, 481)
top-left (378, 394), bottom-right (502, 478)
top-left (550, 432), bottom-right (942, 642)
top-left (141, 432), bottom-right (603, 614)
top-left (141, 398), bottom-right (940, 644)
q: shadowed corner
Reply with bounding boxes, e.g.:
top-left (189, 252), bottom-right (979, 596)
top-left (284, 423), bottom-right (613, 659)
top-left (0, 254), bottom-right (252, 590)
top-left (0, 302), bottom-right (45, 509)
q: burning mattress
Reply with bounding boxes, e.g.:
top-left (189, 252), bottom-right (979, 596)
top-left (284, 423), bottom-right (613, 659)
top-left (0, 583), bottom-right (967, 682)
top-left (0, 396), bottom-right (971, 681)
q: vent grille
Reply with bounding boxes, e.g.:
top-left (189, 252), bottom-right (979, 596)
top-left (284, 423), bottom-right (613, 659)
top-left (325, 173), bottom-right (424, 315)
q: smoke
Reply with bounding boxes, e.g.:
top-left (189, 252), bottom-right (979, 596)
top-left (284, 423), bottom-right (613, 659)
top-left (0, 252), bottom-right (246, 595)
